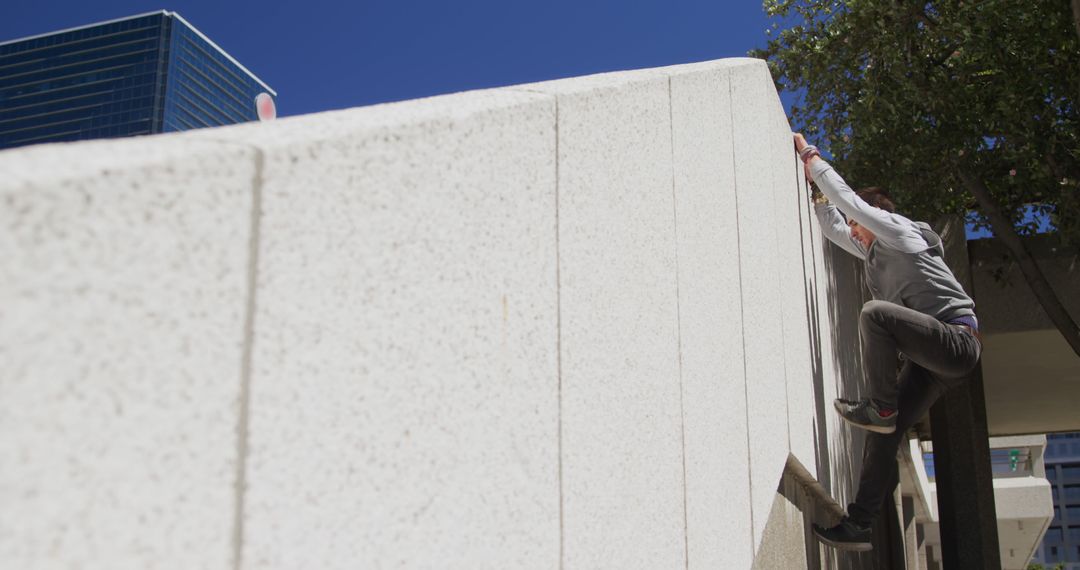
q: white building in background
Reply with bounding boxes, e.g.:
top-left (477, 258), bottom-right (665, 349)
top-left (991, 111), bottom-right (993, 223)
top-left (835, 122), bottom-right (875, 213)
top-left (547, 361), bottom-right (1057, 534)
top-left (902, 436), bottom-right (1053, 569)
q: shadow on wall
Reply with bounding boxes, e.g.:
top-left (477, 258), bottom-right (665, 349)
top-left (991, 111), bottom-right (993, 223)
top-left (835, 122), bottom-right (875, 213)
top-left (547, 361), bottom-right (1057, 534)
top-left (754, 449), bottom-right (890, 570)
top-left (821, 237), bottom-right (870, 495)
top-left (815, 233), bottom-right (876, 568)
top-left (756, 174), bottom-right (881, 569)
top-left (753, 478), bottom-right (811, 570)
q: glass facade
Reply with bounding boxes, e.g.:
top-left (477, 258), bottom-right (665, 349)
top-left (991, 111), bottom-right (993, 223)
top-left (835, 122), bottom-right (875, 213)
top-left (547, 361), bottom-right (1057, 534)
top-left (1032, 432), bottom-right (1080, 569)
top-left (0, 11), bottom-right (274, 150)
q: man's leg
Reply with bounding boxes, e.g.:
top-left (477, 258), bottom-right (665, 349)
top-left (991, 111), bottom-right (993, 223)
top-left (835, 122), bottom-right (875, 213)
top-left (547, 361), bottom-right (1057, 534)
top-left (859, 300), bottom-right (981, 411)
top-left (817, 300), bottom-right (981, 549)
top-left (814, 361), bottom-right (947, 550)
top-left (835, 301), bottom-right (982, 434)
top-left (846, 360), bottom-right (945, 525)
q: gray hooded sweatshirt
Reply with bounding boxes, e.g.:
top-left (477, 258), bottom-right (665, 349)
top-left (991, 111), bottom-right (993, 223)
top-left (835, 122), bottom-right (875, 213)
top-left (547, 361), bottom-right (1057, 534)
top-left (810, 159), bottom-right (977, 325)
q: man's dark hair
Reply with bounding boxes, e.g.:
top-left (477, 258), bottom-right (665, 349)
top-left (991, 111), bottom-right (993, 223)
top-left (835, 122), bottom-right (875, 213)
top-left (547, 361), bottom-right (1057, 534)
top-left (855, 186), bottom-right (896, 213)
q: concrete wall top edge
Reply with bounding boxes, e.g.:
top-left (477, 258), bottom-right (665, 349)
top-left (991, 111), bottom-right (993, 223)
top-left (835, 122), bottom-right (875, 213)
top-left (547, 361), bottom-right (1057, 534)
top-left (509, 58), bottom-right (766, 95)
top-left (506, 73), bottom-right (661, 97)
top-left (724, 59), bottom-right (789, 131)
top-left (654, 57), bottom-right (766, 76)
top-left (0, 58), bottom-right (773, 171)
top-left (0, 90), bottom-right (553, 182)
top-left (0, 136), bottom-right (255, 190)
top-left (186, 87), bottom-right (555, 151)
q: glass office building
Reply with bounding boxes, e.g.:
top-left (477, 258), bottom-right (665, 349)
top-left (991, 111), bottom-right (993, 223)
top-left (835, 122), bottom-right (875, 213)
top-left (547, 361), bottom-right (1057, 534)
top-left (0, 11), bottom-right (276, 150)
top-left (1031, 433), bottom-right (1080, 569)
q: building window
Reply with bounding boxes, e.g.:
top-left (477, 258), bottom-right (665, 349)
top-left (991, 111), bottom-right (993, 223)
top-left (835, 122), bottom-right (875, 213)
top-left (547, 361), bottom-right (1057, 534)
top-left (1047, 527), bottom-right (1064, 543)
top-left (1062, 464), bottom-right (1080, 480)
top-left (1066, 485), bottom-right (1080, 502)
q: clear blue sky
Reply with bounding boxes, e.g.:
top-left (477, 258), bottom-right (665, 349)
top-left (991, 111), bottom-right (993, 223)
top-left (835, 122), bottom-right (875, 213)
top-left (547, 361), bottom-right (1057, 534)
top-left (2, 1), bottom-right (776, 117)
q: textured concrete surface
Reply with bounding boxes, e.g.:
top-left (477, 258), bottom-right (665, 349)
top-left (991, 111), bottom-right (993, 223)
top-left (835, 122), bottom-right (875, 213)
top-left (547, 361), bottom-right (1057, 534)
top-left (665, 61), bottom-right (754, 568)
top-left (203, 91), bottom-right (562, 569)
top-left (990, 477), bottom-right (1053, 569)
top-left (751, 491), bottom-right (810, 570)
top-left (0, 137), bottom-right (256, 569)
top-left (767, 93), bottom-right (817, 474)
top-left (727, 59), bottom-right (793, 550)
top-left (512, 70), bottom-right (686, 569)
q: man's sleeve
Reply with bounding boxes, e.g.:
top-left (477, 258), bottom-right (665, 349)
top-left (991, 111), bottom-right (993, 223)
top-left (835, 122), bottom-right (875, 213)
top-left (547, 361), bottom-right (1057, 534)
top-left (814, 200), bottom-right (867, 259)
top-left (809, 159), bottom-right (926, 253)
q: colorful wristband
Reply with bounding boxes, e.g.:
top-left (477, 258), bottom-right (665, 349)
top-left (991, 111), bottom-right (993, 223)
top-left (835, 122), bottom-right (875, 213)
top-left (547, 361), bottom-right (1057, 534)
top-left (798, 145), bottom-right (820, 162)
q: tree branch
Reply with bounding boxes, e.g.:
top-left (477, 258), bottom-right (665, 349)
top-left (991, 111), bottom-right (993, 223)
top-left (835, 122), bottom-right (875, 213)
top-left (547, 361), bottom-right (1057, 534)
top-left (957, 168), bottom-right (1080, 358)
top-left (928, 44), bottom-right (962, 69)
top-left (1045, 151), bottom-right (1066, 183)
top-left (915, 8), bottom-right (939, 29)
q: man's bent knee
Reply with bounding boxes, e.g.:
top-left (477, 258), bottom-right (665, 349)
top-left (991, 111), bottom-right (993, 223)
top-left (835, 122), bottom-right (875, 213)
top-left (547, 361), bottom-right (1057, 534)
top-left (860, 300), bottom-right (895, 328)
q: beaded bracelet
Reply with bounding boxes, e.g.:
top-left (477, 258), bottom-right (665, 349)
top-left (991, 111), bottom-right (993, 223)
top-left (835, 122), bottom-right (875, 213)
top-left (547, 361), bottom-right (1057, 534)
top-left (799, 145), bottom-right (820, 162)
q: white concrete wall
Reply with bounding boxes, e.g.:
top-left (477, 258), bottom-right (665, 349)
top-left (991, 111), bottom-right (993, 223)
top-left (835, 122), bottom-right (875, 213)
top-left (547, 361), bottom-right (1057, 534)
top-left (0, 139), bottom-right (258, 569)
top-left (666, 61), bottom-right (755, 569)
top-left (0, 58), bottom-right (862, 569)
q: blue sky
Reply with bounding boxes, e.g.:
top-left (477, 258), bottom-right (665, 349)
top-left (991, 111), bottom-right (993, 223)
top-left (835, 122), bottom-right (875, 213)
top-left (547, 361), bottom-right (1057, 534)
top-left (2, 0), bottom-right (776, 117)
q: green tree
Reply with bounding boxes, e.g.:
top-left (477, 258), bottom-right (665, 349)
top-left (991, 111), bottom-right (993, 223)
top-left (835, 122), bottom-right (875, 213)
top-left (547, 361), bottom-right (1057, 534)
top-left (1027, 563), bottom-right (1065, 570)
top-left (752, 0), bottom-right (1080, 356)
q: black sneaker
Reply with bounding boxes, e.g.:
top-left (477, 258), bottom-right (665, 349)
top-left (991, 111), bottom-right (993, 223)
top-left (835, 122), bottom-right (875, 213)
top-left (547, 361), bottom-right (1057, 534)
top-left (833, 398), bottom-right (896, 434)
top-left (813, 518), bottom-right (872, 551)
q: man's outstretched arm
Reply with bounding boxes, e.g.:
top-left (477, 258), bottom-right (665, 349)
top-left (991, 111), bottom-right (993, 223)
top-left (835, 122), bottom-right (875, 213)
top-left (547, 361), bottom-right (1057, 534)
top-left (815, 199), bottom-right (868, 259)
top-left (793, 133), bottom-right (925, 254)
top-left (793, 133), bottom-right (867, 258)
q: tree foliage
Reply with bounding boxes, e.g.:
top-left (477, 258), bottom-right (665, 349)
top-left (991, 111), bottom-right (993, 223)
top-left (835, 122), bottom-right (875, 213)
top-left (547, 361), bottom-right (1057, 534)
top-left (1027, 563), bottom-right (1065, 570)
top-left (752, 0), bottom-right (1080, 243)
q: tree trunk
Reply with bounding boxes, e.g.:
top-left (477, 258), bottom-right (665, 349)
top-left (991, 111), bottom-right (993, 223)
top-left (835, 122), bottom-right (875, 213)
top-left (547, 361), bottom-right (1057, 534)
top-left (958, 169), bottom-right (1080, 358)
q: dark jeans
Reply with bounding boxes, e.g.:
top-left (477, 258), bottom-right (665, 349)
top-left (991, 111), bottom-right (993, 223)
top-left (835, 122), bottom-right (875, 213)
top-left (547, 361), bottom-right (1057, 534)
top-left (846, 300), bottom-right (982, 525)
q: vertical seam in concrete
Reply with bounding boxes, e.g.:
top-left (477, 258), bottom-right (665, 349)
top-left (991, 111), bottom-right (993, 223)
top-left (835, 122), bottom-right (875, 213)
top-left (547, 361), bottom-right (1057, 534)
top-left (667, 76), bottom-right (690, 570)
top-left (232, 146), bottom-right (264, 570)
top-left (728, 69), bottom-right (756, 553)
top-left (794, 157), bottom-right (817, 347)
top-left (553, 95), bottom-right (565, 570)
top-left (795, 158), bottom-right (816, 323)
top-left (794, 157), bottom-right (812, 292)
top-left (514, 87), bottom-right (564, 568)
top-left (772, 136), bottom-right (793, 454)
top-left (792, 154), bottom-right (813, 458)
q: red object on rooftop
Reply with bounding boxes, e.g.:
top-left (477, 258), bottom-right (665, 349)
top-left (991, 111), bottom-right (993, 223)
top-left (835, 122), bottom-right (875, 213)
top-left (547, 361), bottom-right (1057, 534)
top-left (256, 93), bottom-right (276, 121)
